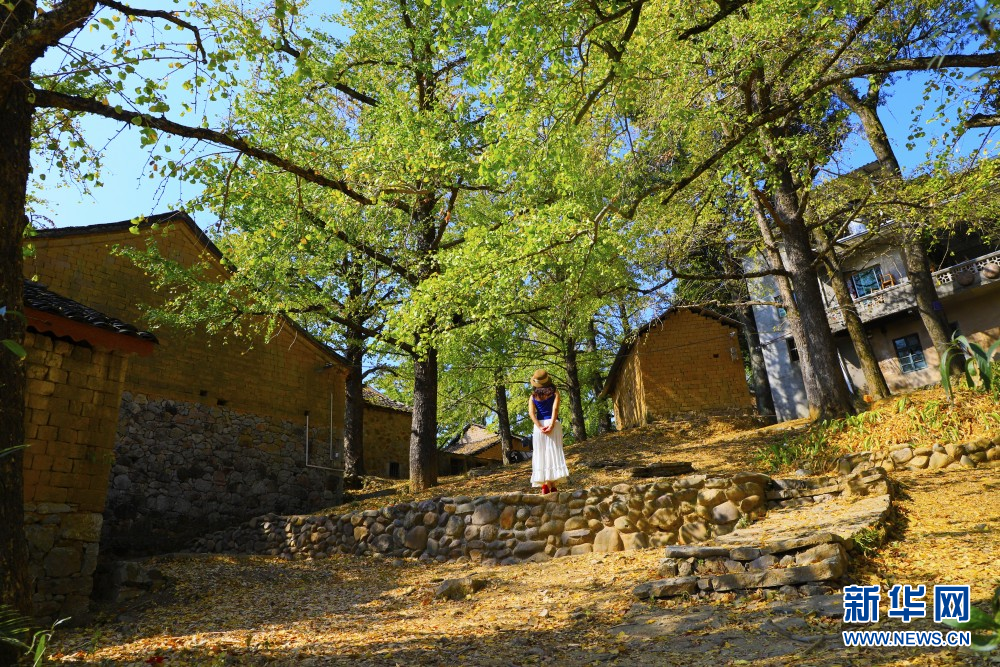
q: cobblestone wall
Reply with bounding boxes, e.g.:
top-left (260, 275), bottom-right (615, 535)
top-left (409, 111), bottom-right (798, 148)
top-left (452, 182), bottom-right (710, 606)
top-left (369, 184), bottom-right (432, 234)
top-left (192, 472), bottom-right (774, 562)
top-left (192, 468), bottom-right (890, 566)
top-left (104, 393), bottom-right (342, 555)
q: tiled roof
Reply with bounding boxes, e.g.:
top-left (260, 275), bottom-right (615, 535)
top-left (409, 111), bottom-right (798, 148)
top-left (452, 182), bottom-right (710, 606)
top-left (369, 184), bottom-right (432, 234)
top-left (363, 386), bottom-right (412, 413)
top-left (442, 424), bottom-right (513, 457)
top-left (24, 280), bottom-right (157, 342)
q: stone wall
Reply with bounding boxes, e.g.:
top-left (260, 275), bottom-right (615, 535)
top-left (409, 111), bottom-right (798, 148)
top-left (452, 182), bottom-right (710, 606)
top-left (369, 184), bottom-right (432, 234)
top-left (104, 393), bottom-right (342, 555)
top-left (362, 406), bottom-right (412, 479)
top-left (835, 433), bottom-right (1000, 474)
top-left (22, 331), bottom-right (128, 621)
top-left (192, 468), bottom-right (892, 566)
top-left (193, 471), bottom-right (777, 562)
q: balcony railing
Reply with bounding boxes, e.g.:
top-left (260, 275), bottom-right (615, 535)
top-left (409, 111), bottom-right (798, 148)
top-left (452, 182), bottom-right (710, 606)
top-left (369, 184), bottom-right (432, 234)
top-left (932, 248), bottom-right (1000, 288)
top-left (826, 249), bottom-right (1000, 331)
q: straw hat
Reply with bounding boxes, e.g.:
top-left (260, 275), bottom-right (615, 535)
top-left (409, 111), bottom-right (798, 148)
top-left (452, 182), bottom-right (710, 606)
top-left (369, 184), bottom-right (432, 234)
top-left (530, 369), bottom-right (554, 388)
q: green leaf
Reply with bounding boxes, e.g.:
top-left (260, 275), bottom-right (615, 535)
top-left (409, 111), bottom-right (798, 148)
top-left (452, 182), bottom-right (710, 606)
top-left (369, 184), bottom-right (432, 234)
top-left (942, 607), bottom-right (997, 632)
top-left (2, 339), bottom-right (27, 359)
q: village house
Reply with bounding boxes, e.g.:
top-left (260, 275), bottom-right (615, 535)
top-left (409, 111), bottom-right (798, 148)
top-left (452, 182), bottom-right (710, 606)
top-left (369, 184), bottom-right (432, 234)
top-left (440, 423), bottom-right (530, 475)
top-left (749, 223), bottom-right (1000, 421)
top-left (362, 386), bottom-right (412, 479)
top-left (599, 308), bottom-right (754, 429)
top-left (20, 280), bottom-right (155, 620)
top-left (23, 212), bottom-right (409, 556)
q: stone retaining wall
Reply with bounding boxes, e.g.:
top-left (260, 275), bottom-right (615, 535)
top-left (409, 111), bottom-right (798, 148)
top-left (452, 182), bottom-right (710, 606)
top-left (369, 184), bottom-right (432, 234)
top-left (105, 393), bottom-right (342, 555)
top-left (190, 469), bottom-right (888, 565)
top-left (835, 433), bottom-right (1000, 475)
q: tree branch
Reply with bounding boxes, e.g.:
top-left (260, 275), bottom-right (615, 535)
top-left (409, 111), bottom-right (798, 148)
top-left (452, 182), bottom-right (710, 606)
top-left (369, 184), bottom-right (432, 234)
top-left (300, 210), bottom-right (422, 286)
top-left (0, 0), bottom-right (96, 74)
top-left (965, 113), bottom-right (1000, 129)
top-left (31, 87), bottom-right (375, 206)
top-left (677, 0), bottom-right (751, 41)
top-left (97, 0), bottom-right (207, 62)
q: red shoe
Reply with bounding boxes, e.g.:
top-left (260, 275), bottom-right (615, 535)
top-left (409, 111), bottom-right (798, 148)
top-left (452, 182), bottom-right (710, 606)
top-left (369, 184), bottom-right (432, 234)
top-left (550, 484), bottom-right (558, 493)
top-left (540, 484), bottom-right (549, 495)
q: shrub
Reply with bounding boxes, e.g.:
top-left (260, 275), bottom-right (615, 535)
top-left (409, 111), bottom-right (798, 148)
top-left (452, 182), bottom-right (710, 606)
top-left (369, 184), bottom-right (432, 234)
top-left (942, 585), bottom-right (1000, 653)
top-left (941, 333), bottom-right (1000, 400)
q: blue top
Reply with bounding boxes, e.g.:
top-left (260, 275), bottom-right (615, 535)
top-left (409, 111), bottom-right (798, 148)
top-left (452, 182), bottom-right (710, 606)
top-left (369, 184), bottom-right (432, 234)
top-left (533, 394), bottom-right (555, 421)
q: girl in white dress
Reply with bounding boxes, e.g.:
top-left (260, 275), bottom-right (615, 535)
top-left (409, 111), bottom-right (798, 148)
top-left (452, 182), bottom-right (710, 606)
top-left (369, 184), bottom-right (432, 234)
top-left (528, 369), bottom-right (569, 494)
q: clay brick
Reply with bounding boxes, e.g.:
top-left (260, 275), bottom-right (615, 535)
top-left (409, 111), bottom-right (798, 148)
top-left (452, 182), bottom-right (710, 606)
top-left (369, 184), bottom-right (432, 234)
top-left (50, 471), bottom-right (76, 488)
top-left (34, 380), bottom-right (57, 397)
top-left (49, 412), bottom-right (84, 430)
top-left (47, 367), bottom-right (69, 384)
top-left (30, 454), bottom-right (54, 472)
top-left (34, 486), bottom-right (68, 504)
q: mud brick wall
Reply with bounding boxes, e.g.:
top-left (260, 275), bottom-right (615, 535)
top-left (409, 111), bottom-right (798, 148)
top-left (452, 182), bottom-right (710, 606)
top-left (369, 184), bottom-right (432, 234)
top-left (27, 221), bottom-right (349, 551)
top-left (26, 223), bottom-right (349, 431)
top-left (638, 311), bottom-right (753, 419)
top-left (105, 393), bottom-right (343, 556)
top-left (613, 310), bottom-right (754, 428)
top-left (362, 406), bottom-right (412, 479)
top-left (22, 331), bottom-right (128, 621)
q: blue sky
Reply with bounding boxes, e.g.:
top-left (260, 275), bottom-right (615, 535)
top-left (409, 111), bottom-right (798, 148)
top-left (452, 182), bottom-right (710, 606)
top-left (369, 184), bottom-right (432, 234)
top-left (29, 12), bottom-right (996, 230)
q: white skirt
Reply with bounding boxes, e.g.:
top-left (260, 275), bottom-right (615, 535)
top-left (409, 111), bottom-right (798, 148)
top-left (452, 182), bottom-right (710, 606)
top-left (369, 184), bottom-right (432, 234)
top-left (531, 418), bottom-right (569, 486)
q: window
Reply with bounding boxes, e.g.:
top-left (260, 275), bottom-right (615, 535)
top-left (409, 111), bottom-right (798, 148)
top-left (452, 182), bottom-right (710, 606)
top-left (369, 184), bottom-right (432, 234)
top-left (786, 338), bottom-right (799, 363)
top-left (388, 461), bottom-right (401, 479)
top-left (894, 334), bottom-right (927, 373)
top-left (850, 265), bottom-right (885, 298)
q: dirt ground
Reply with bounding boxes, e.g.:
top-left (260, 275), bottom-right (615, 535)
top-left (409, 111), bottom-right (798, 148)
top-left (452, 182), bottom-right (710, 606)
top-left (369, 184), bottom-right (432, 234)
top-left (49, 418), bottom-right (1000, 666)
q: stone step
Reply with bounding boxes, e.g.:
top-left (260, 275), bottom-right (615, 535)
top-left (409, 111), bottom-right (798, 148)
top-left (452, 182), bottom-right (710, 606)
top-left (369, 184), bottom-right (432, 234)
top-left (635, 541), bottom-right (848, 600)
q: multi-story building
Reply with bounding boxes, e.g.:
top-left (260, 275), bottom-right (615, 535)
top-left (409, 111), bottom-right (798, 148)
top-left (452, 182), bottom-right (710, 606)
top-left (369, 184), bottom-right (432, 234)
top-left (750, 223), bottom-right (1000, 421)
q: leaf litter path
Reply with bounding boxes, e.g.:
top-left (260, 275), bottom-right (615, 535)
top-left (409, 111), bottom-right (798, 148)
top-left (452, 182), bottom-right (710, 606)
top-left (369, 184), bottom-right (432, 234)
top-left (52, 427), bottom-right (998, 666)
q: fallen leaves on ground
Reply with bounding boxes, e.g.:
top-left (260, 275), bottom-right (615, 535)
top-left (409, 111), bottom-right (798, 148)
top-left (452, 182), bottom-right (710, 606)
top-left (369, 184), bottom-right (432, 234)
top-left (49, 411), bottom-right (1000, 666)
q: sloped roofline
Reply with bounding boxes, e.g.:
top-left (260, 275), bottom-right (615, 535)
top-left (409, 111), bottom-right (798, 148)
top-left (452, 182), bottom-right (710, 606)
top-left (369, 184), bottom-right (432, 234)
top-left (442, 423), bottom-right (524, 456)
top-left (24, 280), bottom-right (157, 356)
top-left (33, 211), bottom-right (349, 370)
top-left (598, 306), bottom-right (741, 400)
top-left (362, 386), bottom-right (412, 413)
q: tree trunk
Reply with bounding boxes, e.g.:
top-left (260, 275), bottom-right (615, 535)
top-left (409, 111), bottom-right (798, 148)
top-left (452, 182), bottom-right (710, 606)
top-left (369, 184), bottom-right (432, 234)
top-left (814, 230), bottom-right (891, 400)
top-left (494, 382), bottom-right (514, 465)
top-left (834, 82), bottom-right (952, 361)
top-left (0, 51), bottom-right (35, 641)
top-left (751, 195), bottom-right (822, 412)
top-left (562, 338), bottom-right (588, 441)
top-left (903, 241), bottom-right (952, 359)
top-left (342, 340), bottom-right (366, 481)
top-left (770, 175), bottom-right (856, 420)
top-left (408, 348), bottom-right (438, 491)
top-left (586, 321), bottom-right (613, 434)
top-left (734, 304), bottom-right (777, 420)
top-left (823, 263), bottom-right (891, 399)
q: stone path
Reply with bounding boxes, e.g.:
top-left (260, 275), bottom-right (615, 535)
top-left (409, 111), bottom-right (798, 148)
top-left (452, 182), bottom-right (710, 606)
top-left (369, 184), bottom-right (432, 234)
top-left (609, 466), bottom-right (996, 667)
